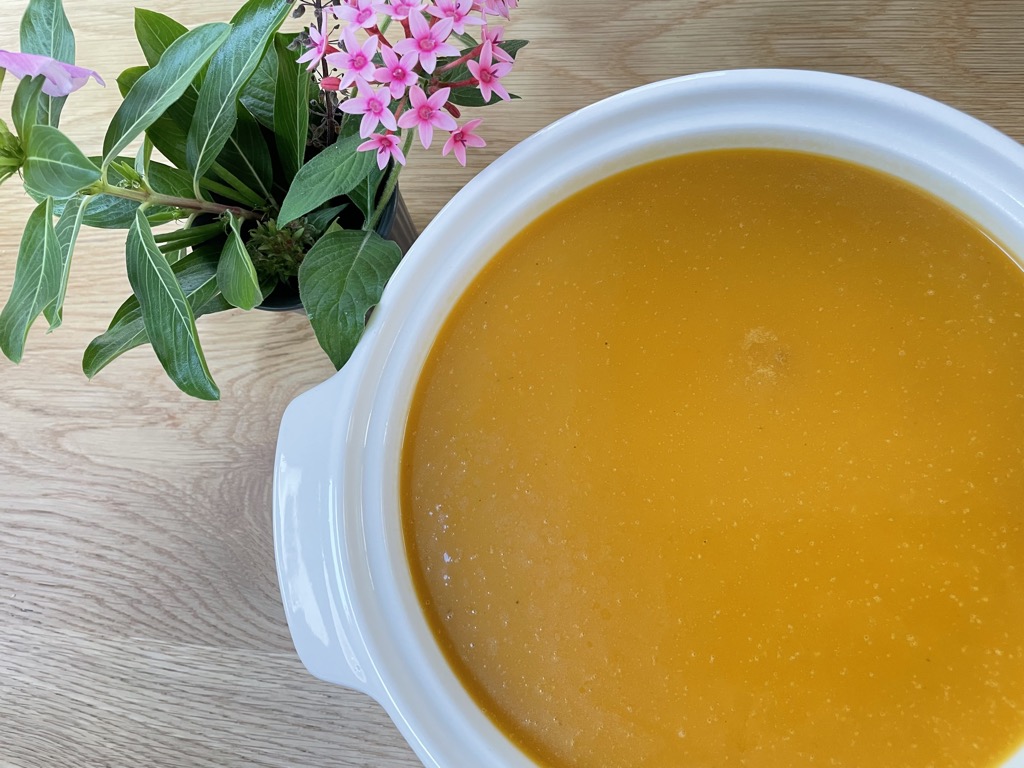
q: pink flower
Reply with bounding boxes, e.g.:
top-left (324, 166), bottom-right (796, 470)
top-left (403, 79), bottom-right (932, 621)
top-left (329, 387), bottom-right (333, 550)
top-left (466, 41), bottom-right (511, 102)
top-left (385, 0), bottom-right (427, 20)
top-left (428, 0), bottom-right (484, 35)
top-left (392, 12), bottom-right (458, 74)
top-left (330, 0), bottom-right (384, 30)
top-left (320, 76), bottom-right (342, 91)
top-left (358, 131), bottom-right (407, 169)
top-left (374, 46), bottom-right (418, 100)
top-left (0, 50), bottom-right (104, 97)
top-left (442, 118), bottom-right (485, 166)
top-left (396, 85), bottom-right (456, 149)
top-left (340, 82), bottom-right (397, 137)
top-left (325, 26), bottom-right (380, 89)
top-left (476, 0), bottom-right (517, 19)
top-left (480, 24), bottom-right (514, 63)
top-left (296, 21), bottom-right (337, 72)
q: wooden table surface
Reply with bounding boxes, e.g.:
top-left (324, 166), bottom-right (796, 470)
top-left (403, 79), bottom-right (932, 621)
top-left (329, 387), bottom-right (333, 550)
top-left (2, 1), bottom-right (1024, 766)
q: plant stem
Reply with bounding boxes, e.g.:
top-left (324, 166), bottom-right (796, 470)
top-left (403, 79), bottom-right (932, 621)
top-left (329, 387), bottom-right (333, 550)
top-left (91, 180), bottom-right (259, 221)
top-left (364, 131), bottom-right (415, 233)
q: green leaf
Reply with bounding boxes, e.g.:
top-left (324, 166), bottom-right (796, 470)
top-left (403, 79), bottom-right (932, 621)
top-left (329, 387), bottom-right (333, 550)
top-left (148, 161), bottom-right (196, 198)
top-left (20, 0), bottom-right (75, 127)
top-left (103, 22), bottom-right (231, 169)
top-left (133, 8), bottom-right (188, 67)
top-left (305, 204), bottom-right (347, 236)
top-left (278, 133), bottom-right (375, 226)
top-left (346, 162), bottom-right (386, 221)
top-left (12, 76), bottom-right (44, 141)
top-left (215, 107), bottom-right (273, 204)
top-left (116, 65), bottom-right (147, 99)
top-left (125, 208), bottom-right (220, 400)
top-left (187, 0), bottom-right (291, 191)
top-left (43, 194), bottom-right (91, 329)
top-left (239, 42), bottom-right (277, 130)
top-left (121, 59), bottom-right (272, 207)
top-left (50, 193), bottom-right (134, 229)
top-left (83, 243), bottom-right (226, 378)
top-left (0, 199), bottom-right (61, 362)
top-left (298, 229), bottom-right (403, 369)
top-left (217, 213), bottom-right (261, 310)
top-left (127, 13), bottom-right (201, 121)
top-left (109, 241), bottom-right (222, 328)
top-left (273, 32), bottom-right (310, 183)
top-left (135, 136), bottom-right (153, 178)
top-left (21, 0), bottom-right (75, 64)
top-left (153, 221), bottom-right (225, 250)
top-left (117, 65), bottom-right (191, 170)
top-left (23, 124), bottom-right (101, 198)
top-left (0, 119), bottom-right (22, 186)
top-left (446, 87), bottom-right (520, 108)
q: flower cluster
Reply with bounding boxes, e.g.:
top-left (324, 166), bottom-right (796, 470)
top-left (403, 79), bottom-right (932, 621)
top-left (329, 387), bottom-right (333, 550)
top-left (298, 0), bottom-right (521, 167)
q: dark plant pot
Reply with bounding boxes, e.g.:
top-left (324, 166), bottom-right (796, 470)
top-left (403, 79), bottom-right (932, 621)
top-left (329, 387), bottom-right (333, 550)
top-left (258, 187), bottom-right (417, 313)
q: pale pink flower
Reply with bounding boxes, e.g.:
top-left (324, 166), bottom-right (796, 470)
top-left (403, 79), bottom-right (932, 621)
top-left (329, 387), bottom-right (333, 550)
top-left (374, 46), bottom-right (418, 100)
top-left (467, 41), bottom-right (511, 102)
top-left (396, 85), bottom-right (456, 149)
top-left (296, 21), bottom-right (337, 72)
top-left (392, 12), bottom-right (458, 74)
top-left (340, 82), bottom-right (397, 137)
top-left (329, 0), bottom-right (384, 30)
top-left (358, 131), bottom-right (407, 169)
top-left (385, 0), bottom-right (427, 20)
top-left (325, 26), bottom-right (380, 89)
top-left (0, 50), bottom-right (104, 97)
top-left (442, 118), bottom-right (485, 166)
top-left (480, 24), bottom-right (514, 63)
top-left (476, 0), bottom-right (517, 19)
top-left (428, 0), bottom-right (484, 35)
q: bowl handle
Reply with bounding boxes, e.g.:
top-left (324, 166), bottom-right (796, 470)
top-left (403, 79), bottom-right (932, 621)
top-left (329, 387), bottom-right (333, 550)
top-left (273, 370), bottom-right (376, 695)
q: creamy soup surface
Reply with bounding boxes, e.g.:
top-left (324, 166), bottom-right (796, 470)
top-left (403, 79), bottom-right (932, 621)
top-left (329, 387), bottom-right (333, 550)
top-left (401, 149), bottom-right (1024, 767)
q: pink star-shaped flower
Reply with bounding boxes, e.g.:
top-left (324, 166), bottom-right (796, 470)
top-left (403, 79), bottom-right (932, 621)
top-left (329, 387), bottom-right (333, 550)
top-left (341, 82), bottom-right (398, 137)
top-left (385, 0), bottom-right (427, 20)
top-left (325, 26), bottom-right (380, 89)
top-left (428, 0), bottom-right (484, 35)
top-left (467, 41), bottom-right (511, 102)
top-left (478, 0), bottom-right (517, 19)
top-left (357, 131), bottom-right (407, 169)
top-left (480, 24), bottom-right (514, 63)
top-left (0, 50), bottom-right (104, 97)
top-left (442, 118), bottom-right (486, 166)
top-left (296, 21), bottom-right (338, 72)
top-left (374, 46), bottom-right (419, 100)
top-left (329, 0), bottom-right (385, 30)
top-left (392, 12), bottom-right (459, 74)
top-left (396, 85), bottom-right (456, 149)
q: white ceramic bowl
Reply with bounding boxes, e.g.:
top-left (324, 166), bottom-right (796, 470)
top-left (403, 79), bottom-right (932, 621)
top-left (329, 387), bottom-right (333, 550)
top-left (274, 69), bottom-right (1024, 768)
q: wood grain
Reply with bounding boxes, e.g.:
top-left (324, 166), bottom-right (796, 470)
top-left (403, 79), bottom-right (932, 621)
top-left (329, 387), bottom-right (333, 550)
top-left (1, 1), bottom-right (1023, 766)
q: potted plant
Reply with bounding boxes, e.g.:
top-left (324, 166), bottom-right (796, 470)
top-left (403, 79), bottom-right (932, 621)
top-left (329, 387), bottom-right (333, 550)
top-left (0, 0), bottom-right (526, 399)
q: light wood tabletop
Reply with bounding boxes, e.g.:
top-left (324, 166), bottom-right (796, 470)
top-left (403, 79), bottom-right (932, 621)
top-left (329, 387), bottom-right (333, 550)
top-left (2, 1), bottom-right (1024, 766)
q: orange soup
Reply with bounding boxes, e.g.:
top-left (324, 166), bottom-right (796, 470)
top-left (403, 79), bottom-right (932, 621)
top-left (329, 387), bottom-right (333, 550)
top-left (401, 149), bottom-right (1024, 767)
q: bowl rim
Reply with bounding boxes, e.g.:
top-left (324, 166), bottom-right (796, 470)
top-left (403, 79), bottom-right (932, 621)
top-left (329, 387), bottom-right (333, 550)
top-left (279, 68), bottom-right (1024, 768)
